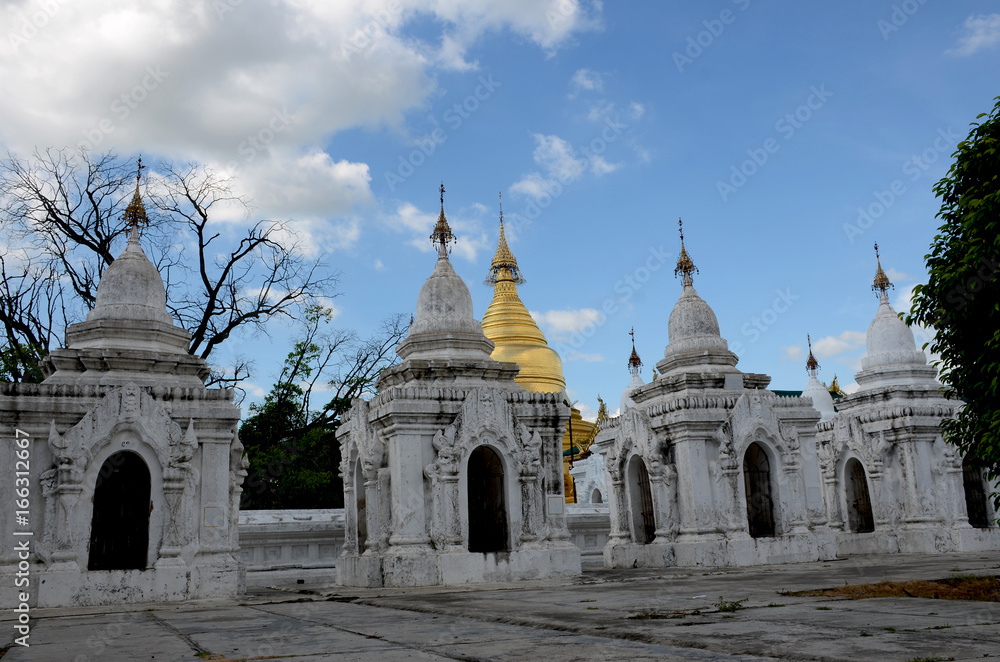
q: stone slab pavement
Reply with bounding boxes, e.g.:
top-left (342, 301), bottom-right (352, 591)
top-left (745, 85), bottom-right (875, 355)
top-left (2, 552), bottom-right (998, 661)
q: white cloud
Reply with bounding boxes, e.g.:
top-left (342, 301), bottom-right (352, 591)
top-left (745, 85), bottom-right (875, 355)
top-left (885, 267), bottom-right (908, 282)
top-left (947, 14), bottom-right (1000, 57)
top-left (530, 308), bottom-right (603, 335)
top-left (564, 350), bottom-right (605, 363)
top-left (628, 101), bottom-right (645, 119)
top-left (511, 132), bottom-right (619, 199)
top-left (811, 330), bottom-right (867, 358)
top-left (374, 258), bottom-right (385, 271)
top-left (782, 345), bottom-right (804, 362)
top-left (386, 201), bottom-right (488, 260)
top-left (0, 0), bottom-right (600, 245)
top-left (569, 68), bottom-right (603, 96)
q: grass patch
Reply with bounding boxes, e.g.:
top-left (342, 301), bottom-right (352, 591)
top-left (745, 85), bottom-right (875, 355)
top-left (586, 606), bottom-right (599, 610)
top-left (815, 606), bottom-right (832, 611)
top-left (781, 575), bottom-right (1000, 602)
top-left (714, 597), bottom-right (748, 613)
top-left (766, 603), bottom-right (785, 608)
top-left (579, 599), bottom-right (596, 603)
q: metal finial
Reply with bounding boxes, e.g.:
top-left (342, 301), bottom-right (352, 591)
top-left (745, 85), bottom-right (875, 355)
top-left (806, 333), bottom-right (820, 374)
top-left (123, 155), bottom-right (150, 236)
top-left (430, 182), bottom-right (455, 259)
top-left (674, 217), bottom-right (698, 286)
top-left (872, 242), bottom-right (893, 300)
top-left (627, 326), bottom-right (643, 376)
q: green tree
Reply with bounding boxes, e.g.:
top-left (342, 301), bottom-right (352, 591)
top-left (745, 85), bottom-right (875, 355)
top-left (908, 95), bottom-right (1000, 504)
top-left (239, 307), bottom-right (406, 509)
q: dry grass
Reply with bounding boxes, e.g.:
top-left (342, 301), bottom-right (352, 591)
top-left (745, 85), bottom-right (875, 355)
top-left (783, 575), bottom-right (1000, 602)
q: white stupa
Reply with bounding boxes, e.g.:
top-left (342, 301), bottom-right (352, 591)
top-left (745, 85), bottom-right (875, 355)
top-left (801, 334), bottom-right (835, 422)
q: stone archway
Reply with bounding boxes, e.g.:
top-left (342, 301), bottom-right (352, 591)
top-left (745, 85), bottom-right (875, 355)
top-left (627, 456), bottom-right (655, 544)
top-left (845, 458), bottom-right (875, 533)
top-left (88, 451), bottom-right (151, 571)
top-left (963, 456), bottom-right (991, 529)
top-left (468, 446), bottom-right (509, 553)
top-left (592, 488), bottom-right (604, 504)
top-left (743, 443), bottom-right (775, 538)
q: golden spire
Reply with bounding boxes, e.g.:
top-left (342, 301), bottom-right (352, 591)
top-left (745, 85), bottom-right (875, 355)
top-left (430, 182), bottom-right (455, 259)
top-left (123, 156), bottom-right (149, 238)
top-left (872, 242), bottom-right (893, 302)
top-left (486, 192), bottom-right (525, 284)
top-left (829, 374), bottom-right (844, 397)
top-left (674, 217), bottom-right (698, 287)
top-left (481, 200), bottom-right (566, 394)
top-left (628, 327), bottom-right (643, 376)
top-left (805, 333), bottom-right (820, 375)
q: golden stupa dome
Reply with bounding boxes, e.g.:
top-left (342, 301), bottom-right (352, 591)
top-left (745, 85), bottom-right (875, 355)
top-left (482, 211), bottom-right (566, 394)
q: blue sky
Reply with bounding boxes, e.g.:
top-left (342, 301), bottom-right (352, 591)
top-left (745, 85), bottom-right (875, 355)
top-left (2, 1), bottom-right (999, 418)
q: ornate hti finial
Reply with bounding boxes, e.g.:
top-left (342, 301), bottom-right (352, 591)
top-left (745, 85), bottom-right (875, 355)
top-left (486, 191), bottom-right (525, 284)
top-left (123, 156), bottom-right (149, 239)
top-left (628, 327), bottom-right (643, 376)
top-left (596, 395), bottom-right (609, 424)
top-left (872, 242), bottom-right (893, 301)
top-left (674, 217), bottom-right (698, 287)
top-left (430, 181), bottom-right (455, 259)
top-left (805, 333), bottom-right (820, 375)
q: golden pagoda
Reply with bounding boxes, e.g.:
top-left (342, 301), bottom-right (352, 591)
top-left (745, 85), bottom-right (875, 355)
top-left (481, 195), bottom-right (595, 500)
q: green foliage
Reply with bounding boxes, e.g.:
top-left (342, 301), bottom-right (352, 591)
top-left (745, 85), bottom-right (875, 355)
top-left (0, 342), bottom-right (45, 383)
top-left (908, 95), bottom-right (1000, 504)
top-left (713, 596), bottom-right (748, 612)
top-left (239, 307), bottom-right (407, 510)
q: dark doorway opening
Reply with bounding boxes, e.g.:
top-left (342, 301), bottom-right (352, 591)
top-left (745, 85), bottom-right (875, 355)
top-left (592, 489), bottom-right (603, 504)
top-left (88, 451), bottom-right (151, 571)
top-left (845, 458), bottom-right (875, 533)
top-left (963, 456), bottom-right (991, 529)
top-left (743, 442), bottom-right (776, 538)
top-left (627, 456), bottom-right (656, 544)
top-left (355, 460), bottom-right (368, 553)
top-left (468, 446), bottom-right (509, 553)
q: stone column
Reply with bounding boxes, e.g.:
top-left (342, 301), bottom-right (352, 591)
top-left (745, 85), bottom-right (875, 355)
top-left (387, 429), bottom-right (429, 546)
top-left (673, 435), bottom-right (717, 538)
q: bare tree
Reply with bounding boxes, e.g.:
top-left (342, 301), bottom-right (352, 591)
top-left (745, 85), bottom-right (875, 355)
top-left (0, 149), bottom-right (337, 386)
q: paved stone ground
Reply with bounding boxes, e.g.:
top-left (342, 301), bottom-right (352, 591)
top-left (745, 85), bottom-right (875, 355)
top-left (3, 552), bottom-right (999, 661)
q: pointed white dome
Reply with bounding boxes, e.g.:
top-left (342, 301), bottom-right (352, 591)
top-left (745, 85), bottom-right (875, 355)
top-left (86, 228), bottom-right (174, 326)
top-left (620, 372), bottom-right (644, 412)
top-left (803, 374), bottom-right (835, 422)
top-left (396, 205), bottom-right (495, 362)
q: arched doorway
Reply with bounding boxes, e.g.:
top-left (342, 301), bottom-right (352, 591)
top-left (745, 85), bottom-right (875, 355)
top-left (88, 451), bottom-right (151, 571)
top-left (963, 456), bottom-right (990, 529)
top-left (743, 443), bottom-right (775, 538)
top-left (354, 460), bottom-right (367, 553)
top-left (845, 458), bottom-right (875, 533)
top-left (468, 446), bottom-right (509, 553)
top-left (627, 456), bottom-right (655, 544)
top-left (591, 488), bottom-right (603, 504)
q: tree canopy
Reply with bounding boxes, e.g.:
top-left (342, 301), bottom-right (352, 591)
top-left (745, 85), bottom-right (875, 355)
top-left (238, 307), bottom-right (407, 509)
top-left (908, 95), bottom-right (1000, 500)
top-left (0, 149), bottom-right (335, 386)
